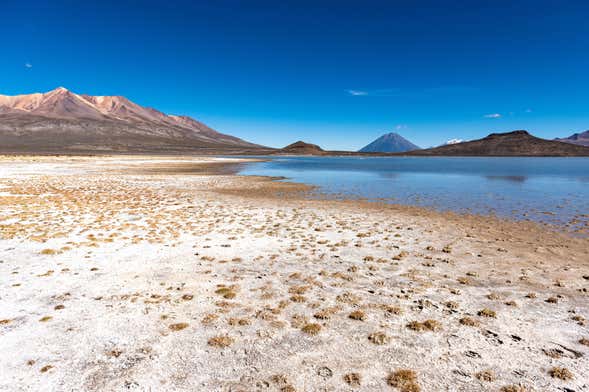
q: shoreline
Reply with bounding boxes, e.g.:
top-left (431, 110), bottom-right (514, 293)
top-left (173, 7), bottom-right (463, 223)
top-left (1, 155), bottom-right (588, 391)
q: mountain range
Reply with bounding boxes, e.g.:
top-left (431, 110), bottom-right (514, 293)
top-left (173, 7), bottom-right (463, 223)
top-left (358, 132), bottom-right (420, 153)
top-left (555, 130), bottom-right (589, 147)
top-left (0, 87), bottom-right (261, 153)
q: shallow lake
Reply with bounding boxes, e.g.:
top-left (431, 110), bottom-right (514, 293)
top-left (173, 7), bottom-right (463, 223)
top-left (236, 156), bottom-right (589, 232)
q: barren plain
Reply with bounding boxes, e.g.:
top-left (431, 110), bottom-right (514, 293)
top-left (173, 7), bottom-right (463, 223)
top-left (0, 156), bottom-right (588, 392)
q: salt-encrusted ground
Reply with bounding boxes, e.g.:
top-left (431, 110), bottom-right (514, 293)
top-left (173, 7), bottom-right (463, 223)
top-left (0, 156), bottom-right (588, 392)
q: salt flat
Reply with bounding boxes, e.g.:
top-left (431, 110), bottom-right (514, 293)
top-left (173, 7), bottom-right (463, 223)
top-left (0, 156), bottom-right (587, 392)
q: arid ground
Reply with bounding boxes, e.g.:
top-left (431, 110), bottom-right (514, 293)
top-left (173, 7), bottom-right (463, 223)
top-left (0, 156), bottom-right (588, 392)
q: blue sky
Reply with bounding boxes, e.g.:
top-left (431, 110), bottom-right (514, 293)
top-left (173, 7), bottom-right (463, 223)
top-left (2, 0), bottom-right (589, 149)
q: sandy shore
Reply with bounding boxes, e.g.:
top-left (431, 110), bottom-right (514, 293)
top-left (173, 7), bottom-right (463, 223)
top-left (0, 156), bottom-right (588, 392)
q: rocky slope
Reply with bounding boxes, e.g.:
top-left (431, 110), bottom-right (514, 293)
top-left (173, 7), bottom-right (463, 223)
top-left (0, 87), bottom-right (262, 153)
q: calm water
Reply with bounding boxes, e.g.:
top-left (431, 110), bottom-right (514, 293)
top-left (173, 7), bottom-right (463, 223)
top-left (237, 156), bottom-right (589, 232)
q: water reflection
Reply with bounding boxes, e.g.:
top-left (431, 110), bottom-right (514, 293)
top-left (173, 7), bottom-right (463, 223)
top-left (237, 156), bottom-right (589, 231)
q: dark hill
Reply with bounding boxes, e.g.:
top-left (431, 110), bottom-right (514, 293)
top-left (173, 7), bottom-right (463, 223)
top-left (278, 141), bottom-right (325, 155)
top-left (405, 130), bottom-right (589, 156)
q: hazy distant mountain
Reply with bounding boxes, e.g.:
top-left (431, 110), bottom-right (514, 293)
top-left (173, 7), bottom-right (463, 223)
top-left (278, 141), bottom-right (325, 155)
top-left (358, 132), bottom-right (420, 153)
top-left (555, 130), bottom-right (589, 147)
top-left (0, 87), bottom-right (262, 153)
top-left (405, 130), bottom-right (589, 156)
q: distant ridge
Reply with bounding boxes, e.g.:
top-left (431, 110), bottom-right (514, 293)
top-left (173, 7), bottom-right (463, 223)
top-left (555, 130), bottom-right (589, 147)
top-left (405, 130), bottom-right (589, 156)
top-left (359, 132), bottom-right (420, 153)
top-left (0, 87), bottom-right (263, 153)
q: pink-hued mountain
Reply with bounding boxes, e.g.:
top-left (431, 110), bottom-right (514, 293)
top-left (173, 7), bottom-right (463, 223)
top-left (555, 130), bottom-right (589, 147)
top-left (0, 87), bottom-right (262, 153)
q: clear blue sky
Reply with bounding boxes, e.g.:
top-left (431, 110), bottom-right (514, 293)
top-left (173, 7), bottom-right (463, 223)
top-left (3, 0), bottom-right (589, 149)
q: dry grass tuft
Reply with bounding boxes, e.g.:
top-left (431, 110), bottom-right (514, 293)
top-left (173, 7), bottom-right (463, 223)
top-left (548, 366), bottom-right (573, 380)
top-left (445, 301), bottom-right (459, 310)
top-left (500, 385), bottom-right (532, 392)
top-left (459, 317), bottom-right (479, 327)
top-left (201, 313), bottom-right (219, 325)
top-left (406, 319), bottom-right (441, 332)
top-left (228, 317), bottom-right (250, 326)
top-left (579, 337), bottom-right (589, 346)
top-left (208, 335), bottom-right (234, 348)
top-left (477, 308), bottom-right (496, 318)
top-left (475, 370), bottom-right (496, 382)
top-left (39, 316), bottom-right (52, 322)
top-left (343, 372), bottom-right (361, 387)
top-left (169, 322), bottom-right (189, 331)
top-left (387, 369), bottom-right (419, 392)
top-left (368, 331), bottom-right (390, 345)
top-left (349, 310), bottom-right (366, 321)
top-left (301, 323), bottom-right (321, 335)
top-left (40, 365), bottom-right (53, 373)
top-left (215, 287), bottom-right (236, 299)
